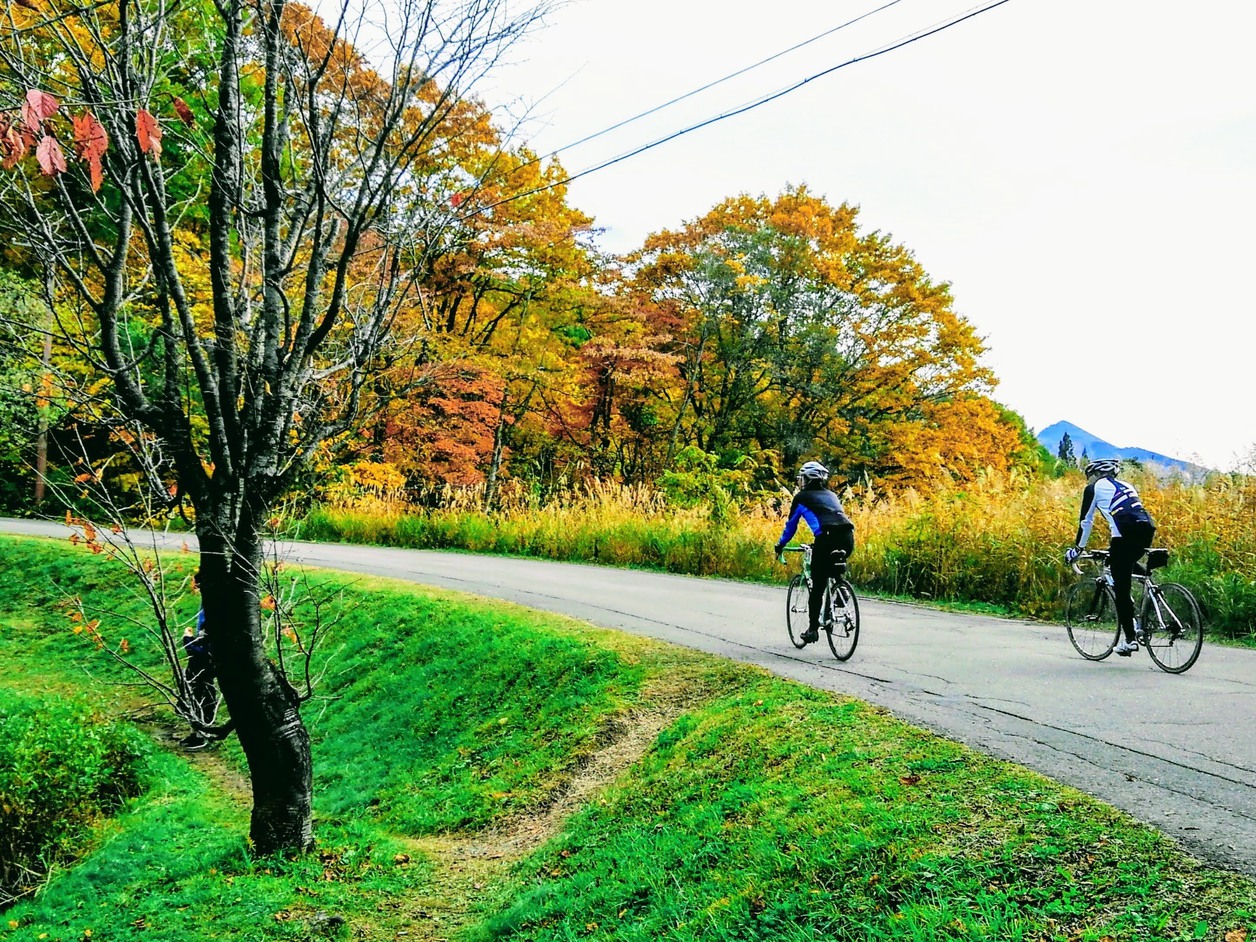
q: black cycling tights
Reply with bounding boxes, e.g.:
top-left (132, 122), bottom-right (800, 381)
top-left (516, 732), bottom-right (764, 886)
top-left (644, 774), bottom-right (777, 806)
top-left (1110, 522), bottom-right (1155, 640)
top-left (809, 526), bottom-right (856, 631)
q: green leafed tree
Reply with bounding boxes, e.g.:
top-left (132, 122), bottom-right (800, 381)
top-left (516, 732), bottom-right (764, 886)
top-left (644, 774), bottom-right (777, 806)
top-left (1058, 432), bottom-right (1075, 463)
top-left (0, 273), bottom-right (46, 510)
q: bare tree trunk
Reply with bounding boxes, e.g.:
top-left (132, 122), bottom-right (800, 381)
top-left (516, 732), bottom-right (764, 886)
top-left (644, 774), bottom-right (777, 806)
top-left (199, 517), bottom-right (312, 853)
top-left (33, 330), bottom-right (50, 506)
top-left (483, 400), bottom-right (507, 512)
top-left (667, 325), bottom-right (709, 465)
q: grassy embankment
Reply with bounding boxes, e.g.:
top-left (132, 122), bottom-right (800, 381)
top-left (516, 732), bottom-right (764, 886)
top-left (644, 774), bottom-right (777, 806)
top-left (294, 470), bottom-right (1256, 642)
top-left (1, 534), bottom-right (1254, 941)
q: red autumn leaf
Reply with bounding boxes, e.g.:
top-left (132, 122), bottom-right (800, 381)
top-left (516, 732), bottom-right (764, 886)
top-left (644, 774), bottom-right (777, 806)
top-left (172, 97), bottom-right (195, 128)
top-left (35, 135), bottom-right (67, 176)
top-left (72, 111), bottom-right (108, 192)
top-left (135, 108), bottom-right (162, 157)
top-left (21, 88), bottom-right (58, 132)
top-left (449, 191), bottom-right (464, 208)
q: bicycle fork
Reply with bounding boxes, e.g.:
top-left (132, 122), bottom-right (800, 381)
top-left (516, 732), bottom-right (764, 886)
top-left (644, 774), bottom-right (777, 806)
top-left (1143, 590), bottom-right (1183, 643)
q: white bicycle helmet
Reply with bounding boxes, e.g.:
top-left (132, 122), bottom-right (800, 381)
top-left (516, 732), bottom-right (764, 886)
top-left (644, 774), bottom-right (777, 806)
top-left (797, 460), bottom-right (830, 483)
top-left (1084, 458), bottom-right (1120, 478)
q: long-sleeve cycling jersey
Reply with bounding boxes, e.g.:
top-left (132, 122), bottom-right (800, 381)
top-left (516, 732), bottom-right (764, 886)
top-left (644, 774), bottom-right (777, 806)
top-left (776, 486), bottom-right (854, 548)
top-left (1074, 476), bottom-right (1154, 547)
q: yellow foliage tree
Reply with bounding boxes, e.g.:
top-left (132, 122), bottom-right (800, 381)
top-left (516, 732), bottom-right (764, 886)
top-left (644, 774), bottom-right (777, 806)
top-left (628, 186), bottom-right (1024, 489)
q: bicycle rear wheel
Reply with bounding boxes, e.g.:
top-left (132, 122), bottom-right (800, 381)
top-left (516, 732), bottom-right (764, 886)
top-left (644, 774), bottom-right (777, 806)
top-left (1143, 583), bottom-right (1203, 674)
top-left (824, 579), bottom-right (860, 661)
top-left (786, 574), bottom-right (810, 649)
top-left (1066, 577), bottom-right (1119, 660)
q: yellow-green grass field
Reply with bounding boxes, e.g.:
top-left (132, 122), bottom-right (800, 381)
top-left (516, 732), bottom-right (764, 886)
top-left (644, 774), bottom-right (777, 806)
top-left (295, 469), bottom-right (1256, 641)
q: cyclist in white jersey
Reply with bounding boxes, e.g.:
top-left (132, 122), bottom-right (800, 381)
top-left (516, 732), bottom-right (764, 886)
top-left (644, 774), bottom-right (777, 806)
top-left (1065, 459), bottom-right (1157, 656)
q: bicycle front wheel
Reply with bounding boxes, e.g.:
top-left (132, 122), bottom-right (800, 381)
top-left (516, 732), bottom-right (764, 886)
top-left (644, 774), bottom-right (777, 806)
top-left (1143, 583), bottom-right (1203, 674)
top-left (825, 579), bottom-right (860, 661)
top-left (1066, 577), bottom-right (1119, 660)
top-left (786, 574), bottom-right (810, 649)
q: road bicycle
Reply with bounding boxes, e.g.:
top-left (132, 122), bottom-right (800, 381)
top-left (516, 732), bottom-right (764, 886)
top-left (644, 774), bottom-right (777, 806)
top-left (1065, 548), bottom-right (1203, 674)
top-left (779, 543), bottom-right (859, 660)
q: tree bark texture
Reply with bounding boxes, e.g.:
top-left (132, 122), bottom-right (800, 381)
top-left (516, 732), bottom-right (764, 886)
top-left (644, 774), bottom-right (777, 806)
top-left (199, 522), bottom-right (313, 854)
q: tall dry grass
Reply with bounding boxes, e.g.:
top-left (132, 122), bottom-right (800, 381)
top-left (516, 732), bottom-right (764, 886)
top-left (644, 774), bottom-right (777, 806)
top-left (293, 468), bottom-right (1256, 640)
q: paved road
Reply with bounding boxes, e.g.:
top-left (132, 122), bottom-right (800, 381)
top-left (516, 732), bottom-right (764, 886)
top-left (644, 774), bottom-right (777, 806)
top-left (3, 518), bottom-right (1254, 875)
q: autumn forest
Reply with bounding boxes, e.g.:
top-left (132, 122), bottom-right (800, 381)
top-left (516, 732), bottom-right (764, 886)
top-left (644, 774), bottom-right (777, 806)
top-left (0, 0), bottom-right (1043, 521)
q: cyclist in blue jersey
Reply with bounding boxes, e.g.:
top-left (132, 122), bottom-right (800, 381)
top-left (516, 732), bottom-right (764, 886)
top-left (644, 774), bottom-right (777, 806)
top-left (1065, 459), bottom-right (1157, 656)
top-left (180, 606), bottom-right (219, 749)
top-left (774, 461), bottom-right (856, 644)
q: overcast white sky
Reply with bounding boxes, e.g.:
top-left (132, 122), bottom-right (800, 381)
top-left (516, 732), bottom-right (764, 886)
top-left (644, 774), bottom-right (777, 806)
top-left (468, 0), bottom-right (1256, 471)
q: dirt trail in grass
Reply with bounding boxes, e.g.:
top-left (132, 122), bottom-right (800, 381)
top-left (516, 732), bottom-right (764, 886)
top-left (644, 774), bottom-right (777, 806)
top-left (377, 705), bottom-right (679, 941)
top-left (173, 736), bottom-right (253, 803)
top-left (122, 701), bottom-right (254, 803)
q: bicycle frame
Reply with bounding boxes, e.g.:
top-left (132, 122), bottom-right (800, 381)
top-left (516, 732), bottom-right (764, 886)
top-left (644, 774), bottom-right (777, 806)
top-left (1141, 581), bottom-right (1184, 640)
top-left (1067, 547), bottom-right (1203, 672)
top-left (1070, 550), bottom-right (1154, 616)
top-left (780, 542), bottom-right (813, 580)
top-left (780, 542), bottom-right (848, 580)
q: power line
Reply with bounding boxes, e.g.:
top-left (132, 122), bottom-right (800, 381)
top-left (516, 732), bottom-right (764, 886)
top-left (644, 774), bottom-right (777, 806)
top-left (543, 0), bottom-right (907, 160)
top-left (464, 0), bottom-right (1016, 221)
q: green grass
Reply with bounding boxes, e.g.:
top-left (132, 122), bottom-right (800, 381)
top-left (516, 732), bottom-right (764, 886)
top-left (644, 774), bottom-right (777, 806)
top-left (471, 684), bottom-right (1256, 941)
top-left (311, 583), bottom-right (649, 833)
top-left (1, 534), bottom-right (1253, 942)
top-left (5, 748), bottom-right (431, 941)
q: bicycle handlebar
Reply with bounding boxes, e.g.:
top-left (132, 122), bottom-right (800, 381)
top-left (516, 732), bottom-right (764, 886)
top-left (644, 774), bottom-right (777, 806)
top-left (779, 543), bottom-right (847, 565)
top-left (1070, 548), bottom-right (1109, 576)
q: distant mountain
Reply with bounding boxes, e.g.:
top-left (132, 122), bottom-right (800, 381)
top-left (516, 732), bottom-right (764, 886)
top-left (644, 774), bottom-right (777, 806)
top-left (1036, 421), bottom-right (1205, 476)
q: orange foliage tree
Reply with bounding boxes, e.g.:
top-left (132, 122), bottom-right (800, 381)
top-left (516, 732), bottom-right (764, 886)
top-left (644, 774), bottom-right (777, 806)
top-left (370, 138), bottom-right (609, 500)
